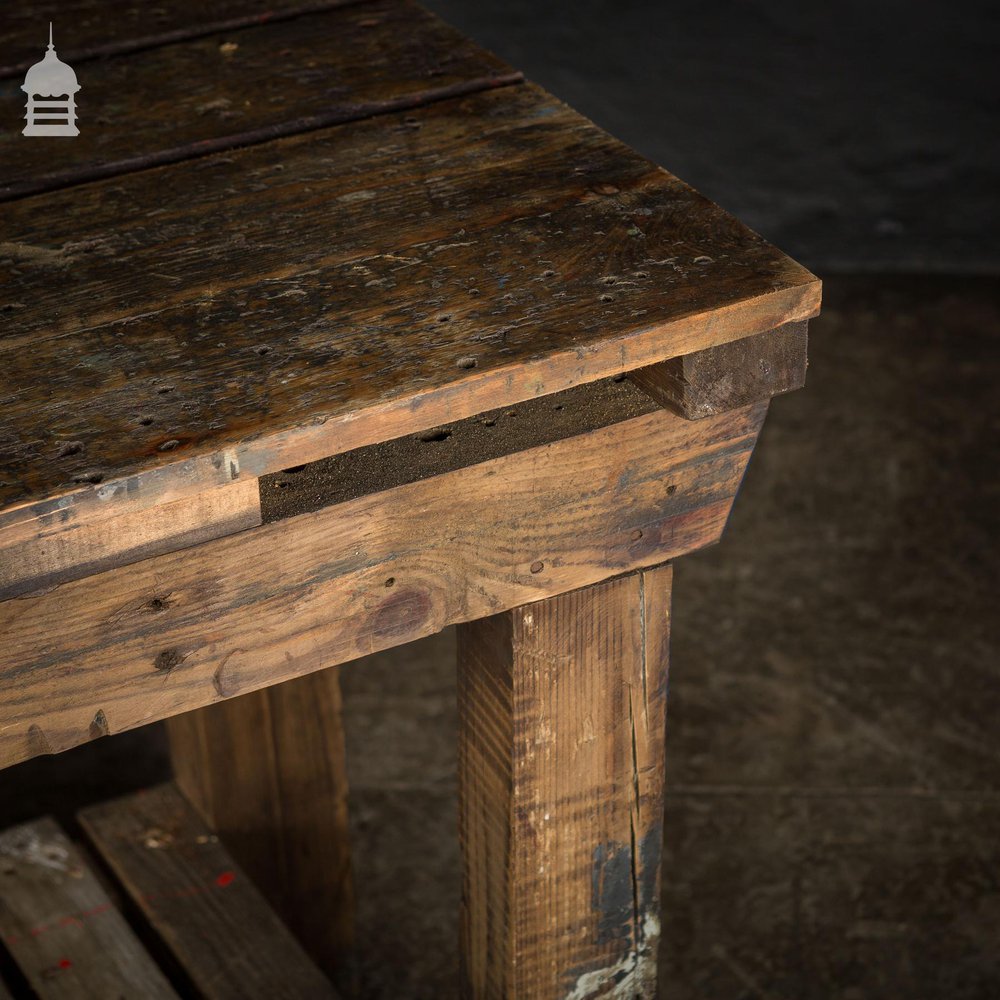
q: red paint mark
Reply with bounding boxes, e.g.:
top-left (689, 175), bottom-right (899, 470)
top-left (59, 916), bottom-right (82, 928)
top-left (215, 870), bottom-right (236, 888)
top-left (58, 958), bottom-right (72, 970)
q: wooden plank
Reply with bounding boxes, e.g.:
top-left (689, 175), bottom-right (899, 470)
top-left (630, 320), bottom-right (809, 419)
top-left (1, 0), bottom-right (520, 202)
top-left (0, 477), bottom-right (260, 601)
top-left (0, 1), bottom-right (358, 79)
top-left (457, 564), bottom-right (671, 998)
top-left (0, 400), bottom-right (765, 769)
top-left (0, 375), bottom-right (654, 600)
top-left (167, 669), bottom-right (355, 988)
top-left (0, 83), bottom-right (819, 530)
top-left (78, 783), bottom-right (338, 1000)
top-left (0, 817), bottom-right (177, 998)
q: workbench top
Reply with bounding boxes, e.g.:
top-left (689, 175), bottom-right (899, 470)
top-left (0, 0), bottom-right (818, 533)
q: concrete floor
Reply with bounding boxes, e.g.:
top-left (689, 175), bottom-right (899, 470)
top-left (1, 276), bottom-right (997, 998)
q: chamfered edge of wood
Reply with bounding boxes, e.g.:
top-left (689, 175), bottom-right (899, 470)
top-left (0, 401), bottom-right (766, 769)
top-left (629, 319), bottom-right (809, 419)
top-left (0, 275), bottom-right (818, 538)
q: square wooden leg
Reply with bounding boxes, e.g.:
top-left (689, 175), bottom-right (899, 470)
top-left (165, 667), bottom-right (355, 990)
top-left (458, 564), bottom-right (671, 999)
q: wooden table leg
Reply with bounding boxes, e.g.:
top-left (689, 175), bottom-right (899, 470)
top-left (165, 667), bottom-right (355, 989)
top-left (458, 564), bottom-right (671, 999)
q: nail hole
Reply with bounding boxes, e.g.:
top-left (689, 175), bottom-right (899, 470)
top-left (437, 314), bottom-right (452, 324)
top-left (666, 484), bottom-right (677, 495)
top-left (56, 441), bottom-right (84, 458)
top-left (599, 293), bottom-right (614, 303)
top-left (630, 529), bottom-right (643, 541)
top-left (602, 276), bottom-right (617, 285)
top-left (456, 357), bottom-right (477, 369)
top-left (256, 345), bottom-right (271, 356)
top-left (468, 288), bottom-right (480, 297)
top-left (418, 429), bottom-right (452, 443)
top-left (385, 577), bottom-right (396, 588)
top-left (530, 560), bottom-right (544, 574)
top-left (542, 269), bottom-right (555, 278)
top-left (73, 472), bottom-right (103, 485)
top-left (157, 385), bottom-right (174, 395)
top-left (159, 439), bottom-right (180, 452)
top-left (138, 416), bottom-right (154, 426)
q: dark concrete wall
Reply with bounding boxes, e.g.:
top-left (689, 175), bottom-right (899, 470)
top-left (426, 0), bottom-right (999, 273)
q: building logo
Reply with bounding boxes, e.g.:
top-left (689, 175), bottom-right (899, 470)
top-left (21, 24), bottom-right (80, 137)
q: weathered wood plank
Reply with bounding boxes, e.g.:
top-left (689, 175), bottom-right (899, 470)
top-left (0, 400), bottom-right (765, 769)
top-left (457, 564), bottom-right (671, 998)
top-left (0, 84), bottom-right (818, 529)
top-left (0, 817), bottom-right (177, 998)
top-left (0, 0), bottom-right (520, 202)
top-left (0, 376), bottom-right (654, 604)
top-left (0, 1), bottom-right (358, 79)
top-left (167, 669), bottom-right (355, 989)
top-left (78, 783), bottom-right (338, 1000)
top-left (0, 477), bottom-right (260, 601)
top-left (630, 320), bottom-right (809, 419)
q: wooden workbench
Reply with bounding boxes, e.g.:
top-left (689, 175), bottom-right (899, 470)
top-left (0, 2), bottom-right (819, 996)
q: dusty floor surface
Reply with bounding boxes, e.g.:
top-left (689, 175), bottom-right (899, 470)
top-left (1, 276), bottom-right (997, 998)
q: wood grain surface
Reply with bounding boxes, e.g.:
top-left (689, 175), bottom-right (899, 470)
top-left (0, 1), bottom-right (360, 79)
top-left (167, 671), bottom-right (355, 989)
top-left (630, 319), bottom-right (809, 419)
top-left (0, 0), bottom-right (520, 202)
top-left (0, 477), bottom-right (261, 601)
top-left (0, 82), bottom-right (818, 531)
top-left (0, 817), bottom-right (178, 998)
top-left (0, 401), bottom-right (765, 769)
top-left (457, 565), bottom-right (671, 998)
top-left (79, 782), bottom-right (339, 999)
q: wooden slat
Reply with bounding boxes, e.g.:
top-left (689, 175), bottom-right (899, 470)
top-left (630, 320), bottom-right (809, 419)
top-left (0, 477), bottom-right (260, 601)
top-left (0, 400), bottom-right (765, 769)
top-left (168, 668), bottom-right (355, 989)
top-left (0, 83), bottom-right (819, 529)
top-left (0, 817), bottom-right (177, 998)
top-left (458, 565), bottom-right (671, 997)
top-left (0, 1), bottom-right (357, 79)
top-left (1, 0), bottom-right (520, 202)
top-left (78, 783), bottom-right (338, 1000)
